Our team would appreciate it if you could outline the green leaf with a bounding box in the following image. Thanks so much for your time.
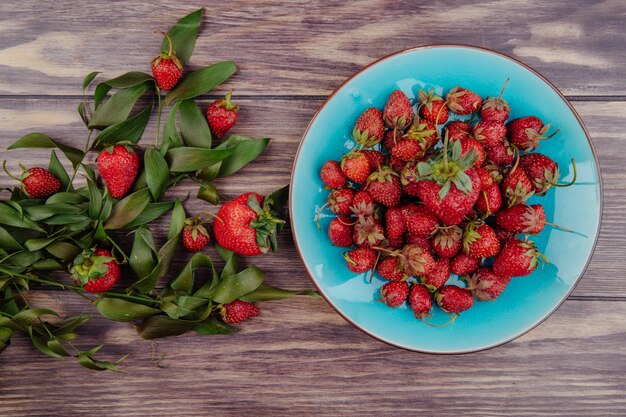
[77,353,123,372]
[3,250,42,270]
[87,178,102,219]
[198,136,270,181]
[179,99,212,148]
[23,203,83,221]
[45,241,80,261]
[145,147,170,201]
[8,133,84,168]
[29,331,64,358]
[129,227,158,280]
[94,71,154,109]
[48,150,71,191]
[216,245,238,279]
[265,185,290,219]
[99,195,114,222]
[24,236,63,252]
[164,61,237,105]
[46,192,86,205]
[167,199,185,241]
[125,202,175,228]
[193,317,237,335]
[43,214,91,225]
[0,226,23,250]
[95,297,160,322]
[32,259,63,270]
[210,266,265,304]
[47,339,70,357]
[93,105,152,148]
[161,8,204,66]
[89,81,152,129]
[239,284,320,302]
[161,102,182,152]
[12,308,59,327]
[104,188,151,229]
[170,253,215,294]
[197,180,220,205]
[53,314,91,336]
[137,315,195,339]
[82,71,101,92]
[78,102,89,126]
[0,202,44,231]
[165,147,235,173]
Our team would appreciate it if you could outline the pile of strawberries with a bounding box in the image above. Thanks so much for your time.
[319,81,576,321]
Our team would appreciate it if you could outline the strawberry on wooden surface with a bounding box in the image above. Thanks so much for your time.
[96,145,140,199]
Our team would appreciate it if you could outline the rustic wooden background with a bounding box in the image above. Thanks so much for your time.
[1,1,625,416]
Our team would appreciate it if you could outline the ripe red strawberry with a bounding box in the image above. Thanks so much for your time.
[402,204,439,238]
[388,154,408,172]
[353,217,385,248]
[501,167,534,206]
[341,151,371,183]
[365,166,402,207]
[220,299,260,324]
[151,35,183,90]
[399,164,420,196]
[493,238,544,277]
[480,79,511,123]
[361,150,386,170]
[344,247,377,273]
[384,90,413,130]
[380,281,409,308]
[445,121,472,141]
[377,256,407,281]
[327,215,354,247]
[418,89,449,125]
[432,225,462,258]
[465,267,511,301]
[463,224,500,258]
[475,167,494,191]
[475,183,503,215]
[350,190,376,222]
[383,129,403,150]
[404,119,439,150]
[207,91,239,139]
[394,243,435,277]
[97,145,140,199]
[487,138,515,166]
[446,87,483,115]
[472,121,506,148]
[496,203,546,235]
[507,116,557,152]
[458,138,486,167]
[435,285,474,314]
[385,206,407,240]
[213,192,284,256]
[320,160,347,189]
[182,218,210,252]
[408,284,433,319]
[391,138,426,162]
[71,248,120,293]
[421,257,451,291]
[326,188,355,215]
[19,167,61,199]
[484,161,504,184]
[450,252,481,275]
[405,234,432,254]
[353,108,385,147]
[494,226,517,245]
[520,153,576,195]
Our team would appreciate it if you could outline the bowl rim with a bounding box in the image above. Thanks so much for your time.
[288,43,603,354]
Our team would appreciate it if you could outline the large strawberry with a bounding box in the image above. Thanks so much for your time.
[220,299,260,324]
[465,267,511,301]
[507,116,558,152]
[446,87,483,115]
[365,166,402,207]
[353,108,385,147]
[207,91,240,139]
[70,248,120,293]
[418,89,449,125]
[519,154,577,195]
[151,34,183,91]
[213,191,285,256]
[462,223,500,258]
[415,134,481,225]
[96,145,140,199]
[383,90,413,130]
[493,238,546,277]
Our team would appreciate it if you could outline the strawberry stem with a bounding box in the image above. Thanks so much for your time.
[546,221,574,233]
[497,78,510,100]
[314,201,330,230]
[552,158,577,187]
[66,129,93,191]
[442,131,449,171]
[2,160,22,182]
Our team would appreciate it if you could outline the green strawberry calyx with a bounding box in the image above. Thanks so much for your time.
[217,90,240,111]
[70,249,114,285]
[152,32,183,70]
[247,192,286,254]
[184,218,209,241]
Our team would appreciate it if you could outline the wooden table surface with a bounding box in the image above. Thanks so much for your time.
[1,1,625,416]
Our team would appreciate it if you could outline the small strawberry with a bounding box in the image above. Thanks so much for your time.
[405,234,433,254]
[385,206,407,240]
[97,145,140,199]
[213,191,285,256]
[501,167,534,206]
[392,243,435,277]
[182,218,210,252]
[353,108,385,147]
[432,225,462,258]
[207,91,240,139]
[507,116,558,152]
[484,161,504,184]
[353,217,385,248]
[320,160,347,189]
[402,204,439,238]
[361,150,386,170]
[380,281,409,308]
[472,121,506,148]
[15,167,61,199]
[435,285,474,314]
[445,121,472,141]
[71,248,120,293]
[341,151,371,184]
[400,164,420,196]
[458,138,486,167]
[365,166,402,207]
[496,203,546,235]
[476,183,503,215]
[520,154,577,195]
[389,154,408,172]
[383,129,402,151]
[408,284,433,319]
[493,238,545,277]
[480,79,511,123]
[151,34,183,91]
[387,237,405,249]
[446,87,483,115]
[487,138,515,166]
[450,252,481,275]
[404,119,439,150]
[350,190,377,222]
[344,247,377,273]
[327,188,355,215]
[494,226,517,245]
[462,224,500,258]
[327,216,354,247]
[465,267,511,301]
[383,90,413,130]
[421,257,451,291]
[391,138,426,162]
[220,299,260,324]
[475,167,494,191]
[377,256,407,281]
[418,89,449,125]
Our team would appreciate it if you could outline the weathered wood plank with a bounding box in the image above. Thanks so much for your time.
[0,291,625,416]
[0,98,622,298]
[0,0,624,96]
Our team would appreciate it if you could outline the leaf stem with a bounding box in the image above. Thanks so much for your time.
[442,131,449,171]
[66,129,93,192]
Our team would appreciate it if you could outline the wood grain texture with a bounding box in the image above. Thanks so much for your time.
[0,0,625,96]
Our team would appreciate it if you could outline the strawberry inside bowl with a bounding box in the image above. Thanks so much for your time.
[289,45,601,353]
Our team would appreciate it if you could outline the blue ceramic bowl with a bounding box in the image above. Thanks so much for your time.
[289,45,602,353]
